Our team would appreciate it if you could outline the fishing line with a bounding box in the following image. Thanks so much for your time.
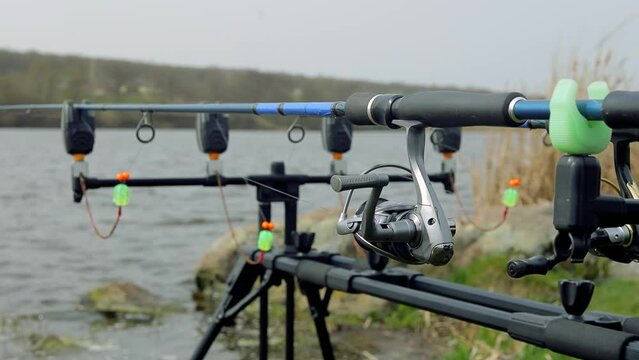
[452,182,509,232]
[80,176,122,239]
[81,121,153,240]
[452,155,512,232]
[601,177,622,195]
[125,144,145,173]
[216,171,264,265]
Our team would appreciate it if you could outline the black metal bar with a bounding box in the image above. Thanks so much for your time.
[265,254,624,331]
[351,277,510,331]
[191,310,225,360]
[80,174,415,189]
[258,202,271,360]
[191,257,264,360]
[269,253,511,331]
[260,274,269,360]
[285,276,296,360]
[258,202,272,230]
[284,200,298,253]
[327,255,561,316]
[300,283,335,360]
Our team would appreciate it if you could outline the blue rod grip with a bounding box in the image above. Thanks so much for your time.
[278,102,335,116]
[253,103,281,115]
[252,102,336,116]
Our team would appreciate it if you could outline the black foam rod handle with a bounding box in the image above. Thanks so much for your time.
[344,93,403,128]
[330,174,390,192]
[545,319,638,360]
[602,91,639,129]
[392,91,525,128]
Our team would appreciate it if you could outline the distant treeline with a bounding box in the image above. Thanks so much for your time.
[0,50,473,128]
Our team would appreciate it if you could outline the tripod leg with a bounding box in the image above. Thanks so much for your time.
[300,282,335,360]
[285,276,296,360]
[191,256,264,360]
[259,274,269,360]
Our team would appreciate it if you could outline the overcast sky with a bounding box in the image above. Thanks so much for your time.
[1,0,638,92]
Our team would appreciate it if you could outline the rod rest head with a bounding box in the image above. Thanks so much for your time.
[559,280,595,318]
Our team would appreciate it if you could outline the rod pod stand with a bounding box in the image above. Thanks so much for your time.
[192,162,335,360]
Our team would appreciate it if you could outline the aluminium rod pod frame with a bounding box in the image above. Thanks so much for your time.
[195,246,639,359]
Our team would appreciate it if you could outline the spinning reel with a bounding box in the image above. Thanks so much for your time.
[331,121,455,266]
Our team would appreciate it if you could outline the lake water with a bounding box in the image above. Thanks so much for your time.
[0,128,487,359]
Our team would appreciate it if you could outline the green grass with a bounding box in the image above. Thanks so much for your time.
[590,279,639,315]
[440,254,639,359]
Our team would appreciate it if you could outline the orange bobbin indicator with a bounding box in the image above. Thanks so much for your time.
[261,221,275,230]
[332,152,343,160]
[442,152,454,159]
[208,152,220,160]
[508,178,521,187]
[72,154,85,161]
[116,172,130,182]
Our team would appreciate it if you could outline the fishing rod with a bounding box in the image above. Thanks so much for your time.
[1,89,637,128]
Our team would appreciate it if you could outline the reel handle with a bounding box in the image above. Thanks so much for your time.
[507,255,551,278]
[330,174,389,192]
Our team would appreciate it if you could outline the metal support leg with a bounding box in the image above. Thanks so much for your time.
[191,255,266,360]
[259,274,269,360]
[284,200,298,254]
[300,283,335,360]
[258,201,272,360]
[285,275,296,360]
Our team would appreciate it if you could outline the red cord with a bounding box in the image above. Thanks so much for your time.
[245,251,265,265]
[80,176,122,239]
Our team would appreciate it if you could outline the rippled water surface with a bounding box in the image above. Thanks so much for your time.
[0,128,486,359]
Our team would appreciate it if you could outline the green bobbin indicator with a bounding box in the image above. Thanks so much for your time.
[113,183,130,207]
[549,79,611,155]
[257,230,273,252]
[502,188,519,208]
[501,178,521,208]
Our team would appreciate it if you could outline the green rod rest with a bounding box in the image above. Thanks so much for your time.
[549,79,612,155]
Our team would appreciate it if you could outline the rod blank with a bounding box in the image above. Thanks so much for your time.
[0,96,626,125]
[513,100,603,120]
[0,102,340,117]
